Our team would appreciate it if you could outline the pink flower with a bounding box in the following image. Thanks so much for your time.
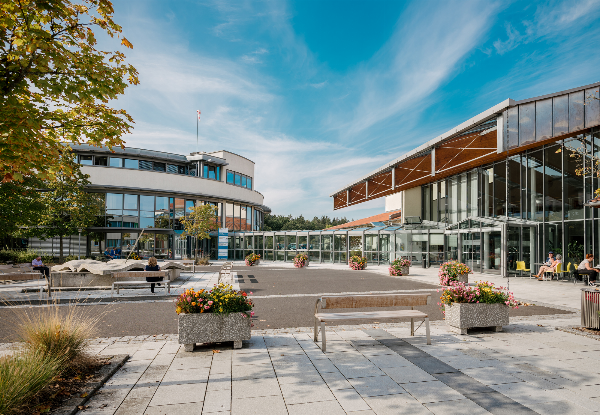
[208,301,213,305]
[205,305,210,309]
[250,311,255,316]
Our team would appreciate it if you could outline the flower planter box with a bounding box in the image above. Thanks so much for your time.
[441,273,468,286]
[178,312,251,351]
[401,266,410,275]
[445,303,509,335]
[295,260,309,268]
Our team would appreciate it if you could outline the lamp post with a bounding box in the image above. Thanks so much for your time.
[78,228,82,260]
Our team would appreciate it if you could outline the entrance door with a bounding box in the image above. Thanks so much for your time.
[461,232,481,272]
[482,230,501,274]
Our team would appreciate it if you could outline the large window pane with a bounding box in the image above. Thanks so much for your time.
[494,162,506,217]
[227,171,234,184]
[140,195,154,212]
[553,95,569,136]
[544,145,562,221]
[79,155,93,165]
[225,203,234,230]
[506,107,519,148]
[536,98,552,141]
[526,151,544,221]
[519,103,535,145]
[174,198,185,219]
[507,157,521,218]
[482,169,493,217]
[585,87,600,127]
[106,193,123,210]
[185,200,194,214]
[564,140,584,220]
[109,157,123,167]
[156,196,169,212]
[124,159,138,169]
[247,178,252,189]
[569,91,585,132]
[235,174,241,186]
[124,194,138,210]
[365,234,377,251]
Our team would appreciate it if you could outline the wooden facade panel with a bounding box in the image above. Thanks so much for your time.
[349,182,366,204]
[396,153,431,187]
[333,193,347,210]
[367,170,393,197]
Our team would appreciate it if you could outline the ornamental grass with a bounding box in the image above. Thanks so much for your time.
[17,303,100,368]
[0,350,64,414]
[175,283,254,316]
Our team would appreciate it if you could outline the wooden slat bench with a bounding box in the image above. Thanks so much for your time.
[111,271,169,296]
[314,293,431,352]
[0,272,50,296]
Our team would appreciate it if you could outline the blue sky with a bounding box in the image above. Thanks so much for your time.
[109,0,600,220]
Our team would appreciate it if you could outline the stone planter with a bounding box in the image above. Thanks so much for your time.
[401,266,410,275]
[178,312,251,351]
[295,260,309,268]
[457,273,468,283]
[445,303,509,335]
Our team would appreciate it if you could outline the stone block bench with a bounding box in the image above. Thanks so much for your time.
[111,271,169,296]
[0,271,50,297]
[314,293,431,352]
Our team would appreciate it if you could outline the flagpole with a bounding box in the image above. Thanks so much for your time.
[196,112,199,152]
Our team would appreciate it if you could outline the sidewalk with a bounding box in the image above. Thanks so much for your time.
[81,314,600,415]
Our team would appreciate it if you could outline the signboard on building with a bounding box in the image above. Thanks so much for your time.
[218,228,228,260]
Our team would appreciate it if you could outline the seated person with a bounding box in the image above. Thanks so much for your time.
[31,256,50,278]
[578,253,598,285]
[145,256,163,294]
[104,248,112,259]
[115,247,122,259]
[536,254,561,280]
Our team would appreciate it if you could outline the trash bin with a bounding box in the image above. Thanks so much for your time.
[422,254,428,268]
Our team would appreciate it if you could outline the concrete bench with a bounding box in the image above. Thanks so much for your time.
[314,293,431,352]
[111,271,169,296]
[0,272,50,296]
[218,262,233,284]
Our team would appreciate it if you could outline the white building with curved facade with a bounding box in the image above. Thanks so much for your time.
[28,145,270,260]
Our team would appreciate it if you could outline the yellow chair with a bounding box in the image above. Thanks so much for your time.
[555,262,570,281]
[516,261,530,277]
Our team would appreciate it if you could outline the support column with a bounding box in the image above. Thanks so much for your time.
[392,168,395,190]
[365,180,369,199]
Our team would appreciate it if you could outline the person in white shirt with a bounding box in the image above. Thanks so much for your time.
[32,256,49,278]
[536,254,561,280]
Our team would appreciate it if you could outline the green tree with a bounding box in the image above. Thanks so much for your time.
[0,0,139,183]
[0,176,46,240]
[180,204,218,261]
[263,214,350,231]
[20,160,104,263]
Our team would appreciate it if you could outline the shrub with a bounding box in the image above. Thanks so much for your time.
[438,260,471,286]
[349,255,367,270]
[245,253,260,266]
[17,304,100,368]
[0,249,52,264]
[0,350,63,414]
[294,253,308,268]
[350,250,362,257]
[438,281,519,313]
[175,283,253,316]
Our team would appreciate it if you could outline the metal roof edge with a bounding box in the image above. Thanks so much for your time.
[514,81,600,106]
[330,98,514,197]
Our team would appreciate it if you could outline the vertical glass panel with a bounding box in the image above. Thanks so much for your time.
[265,235,273,250]
[94,156,108,166]
[286,234,297,251]
[469,172,478,217]
[322,235,332,250]
[482,168,493,217]
[235,174,241,186]
[553,95,569,136]
[395,233,408,252]
[334,234,347,251]
[106,193,123,210]
[544,145,562,221]
[155,197,168,212]
[423,185,430,221]
[174,198,185,219]
[432,183,439,222]
[527,151,544,221]
[247,207,252,231]
[585,88,600,127]
[140,195,154,212]
[365,234,377,251]
[185,200,194,214]
[545,223,563,261]
[153,162,166,172]
[448,177,458,224]
[536,98,552,141]
[241,176,247,187]
[109,157,123,167]
[565,221,585,266]
[569,91,585,132]
[507,157,521,218]
[247,178,252,189]
[124,159,138,169]
[439,181,447,222]
[298,235,307,250]
[494,162,506,217]
[79,155,93,165]
[226,171,234,184]
[564,140,584,220]
[379,234,390,251]
[309,235,320,250]
[507,107,519,148]
[429,233,445,265]
[123,194,138,210]
[519,103,535,145]
[459,173,467,221]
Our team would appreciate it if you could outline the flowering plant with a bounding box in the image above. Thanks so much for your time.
[438,260,471,286]
[389,258,411,276]
[175,283,254,316]
[438,281,518,313]
[294,253,309,268]
[245,253,260,266]
[349,255,367,270]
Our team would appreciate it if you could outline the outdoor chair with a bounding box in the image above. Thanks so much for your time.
[515,261,530,277]
[555,262,570,281]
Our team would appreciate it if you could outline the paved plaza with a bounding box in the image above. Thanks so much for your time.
[0,262,598,414]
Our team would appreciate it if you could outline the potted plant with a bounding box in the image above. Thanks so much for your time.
[390,258,411,276]
[245,253,260,266]
[176,283,254,350]
[439,260,471,286]
[349,255,367,270]
[294,253,309,268]
[439,281,518,334]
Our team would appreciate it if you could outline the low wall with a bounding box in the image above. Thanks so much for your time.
[50,269,181,288]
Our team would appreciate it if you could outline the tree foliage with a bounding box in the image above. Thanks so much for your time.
[0,0,139,183]
[181,204,218,241]
[264,214,349,231]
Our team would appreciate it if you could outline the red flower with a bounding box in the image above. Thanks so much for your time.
[242,292,247,297]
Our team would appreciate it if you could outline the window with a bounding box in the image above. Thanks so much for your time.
[109,157,123,167]
[124,194,138,210]
[235,174,241,186]
[227,170,253,188]
[124,159,138,169]
[153,162,166,172]
[140,195,154,211]
[94,156,108,166]
[247,178,252,189]
[241,176,247,187]
[178,166,187,175]
[80,155,93,165]
[227,171,234,184]
[106,193,123,210]
[204,165,218,180]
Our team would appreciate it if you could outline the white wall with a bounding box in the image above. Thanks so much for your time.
[402,186,422,221]
[81,166,264,206]
[209,151,255,179]
[384,192,403,212]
